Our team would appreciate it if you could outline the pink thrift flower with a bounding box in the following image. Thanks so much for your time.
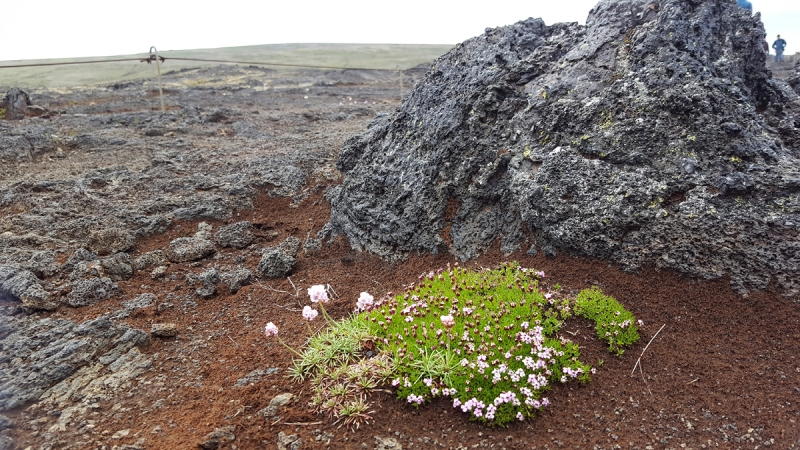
[302,305,318,321]
[440,315,455,328]
[308,285,329,303]
[356,292,374,311]
[264,322,278,337]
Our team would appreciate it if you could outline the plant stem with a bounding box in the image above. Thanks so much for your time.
[277,337,303,357]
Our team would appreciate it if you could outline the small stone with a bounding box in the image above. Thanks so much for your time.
[112,429,131,439]
[257,392,295,419]
[225,268,252,294]
[0,414,13,431]
[0,436,13,450]
[277,432,302,450]
[303,238,322,254]
[257,248,295,278]
[157,302,174,313]
[375,436,403,450]
[165,237,216,263]
[100,253,134,281]
[123,293,156,310]
[134,250,168,271]
[66,277,119,307]
[150,323,178,337]
[151,266,167,279]
[88,228,135,255]
[214,221,254,249]
[278,236,302,258]
[199,426,235,450]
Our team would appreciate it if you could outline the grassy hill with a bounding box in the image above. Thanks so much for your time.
[0,43,453,89]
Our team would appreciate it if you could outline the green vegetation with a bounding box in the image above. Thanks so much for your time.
[575,286,640,355]
[275,263,640,428]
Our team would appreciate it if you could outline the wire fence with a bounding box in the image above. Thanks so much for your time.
[0,50,411,106]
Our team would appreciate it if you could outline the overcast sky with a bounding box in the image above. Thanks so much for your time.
[1,1,797,61]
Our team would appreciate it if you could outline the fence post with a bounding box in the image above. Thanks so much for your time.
[150,46,165,113]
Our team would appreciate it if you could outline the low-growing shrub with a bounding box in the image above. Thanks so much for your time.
[574,286,640,355]
[266,262,640,428]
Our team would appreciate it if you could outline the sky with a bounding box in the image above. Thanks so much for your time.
[1,0,797,61]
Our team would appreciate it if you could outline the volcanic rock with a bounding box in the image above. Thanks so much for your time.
[166,237,216,263]
[0,265,57,310]
[325,0,800,296]
[66,277,119,307]
[0,315,149,410]
[1,88,31,120]
[88,227,135,255]
[213,221,254,249]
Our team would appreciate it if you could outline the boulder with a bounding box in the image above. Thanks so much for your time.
[1,88,31,120]
[88,228,135,255]
[325,0,800,296]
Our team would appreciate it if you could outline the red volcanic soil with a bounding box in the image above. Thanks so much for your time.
[6,188,799,450]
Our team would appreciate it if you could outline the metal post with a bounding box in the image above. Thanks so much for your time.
[150,46,165,113]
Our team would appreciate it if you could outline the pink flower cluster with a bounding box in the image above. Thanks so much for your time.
[407,394,425,405]
[356,292,374,311]
[307,284,329,303]
[264,322,278,337]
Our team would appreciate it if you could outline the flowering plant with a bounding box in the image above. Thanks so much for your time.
[365,262,598,425]
[284,262,639,428]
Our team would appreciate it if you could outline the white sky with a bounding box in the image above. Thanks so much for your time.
[1,1,797,61]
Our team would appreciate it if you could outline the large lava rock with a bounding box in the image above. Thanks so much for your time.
[325,0,800,296]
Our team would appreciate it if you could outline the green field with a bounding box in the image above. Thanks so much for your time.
[0,43,453,89]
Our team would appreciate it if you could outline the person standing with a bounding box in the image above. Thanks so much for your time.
[736,0,752,11]
[773,35,787,62]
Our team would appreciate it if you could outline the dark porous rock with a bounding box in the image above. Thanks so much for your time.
[0,414,11,431]
[198,425,235,450]
[188,268,220,298]
[100,252,133,281]
[122,293,157,310]
[277,432,302,450]
[0,265,57,311]
[1,88,31,120]
[0,435,13,450]
[213,221,254,249]
[0,314,149,410]
[64,248,98,271]
[23,250,61,278]
[788,61,800,95]
[171,196,231,221]
[303,237,322,255]
[133,250,168,271]
[325,0,800,297]
[66,277,119,307]
[224,268,252,294]
[88,228,135,255]
[278,236,302,258]
[257,248,296,278]
[150,323,178,337]
[166,237,216,263]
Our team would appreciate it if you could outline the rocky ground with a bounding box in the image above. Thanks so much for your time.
[1,48,800,450]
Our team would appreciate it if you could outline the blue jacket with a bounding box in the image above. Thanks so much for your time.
[737,0,752,11]
[773,39,786,51]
